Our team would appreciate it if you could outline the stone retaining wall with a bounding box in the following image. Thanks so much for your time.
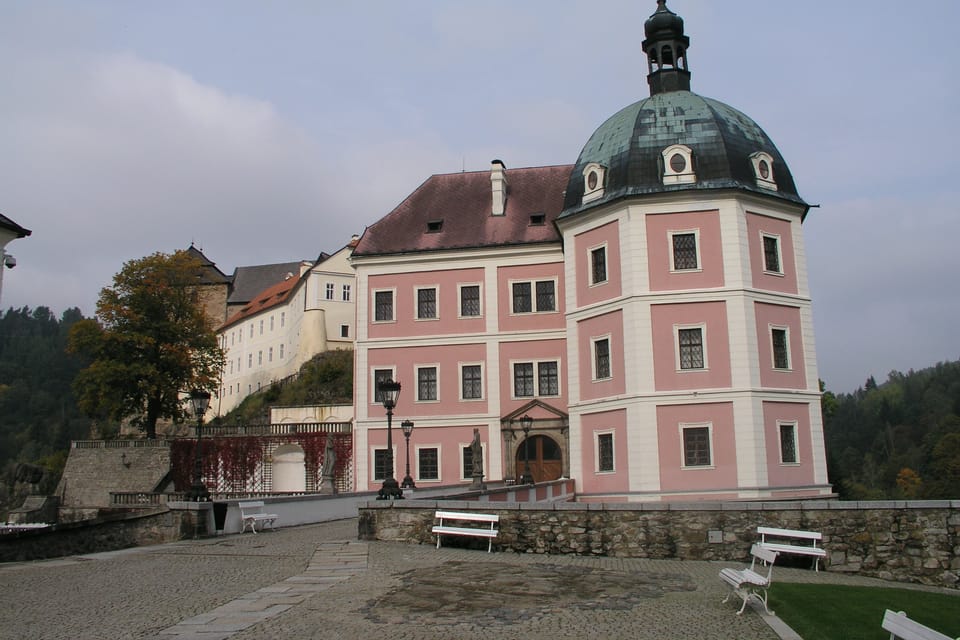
[359,499,960,590]
[0,506,204,563]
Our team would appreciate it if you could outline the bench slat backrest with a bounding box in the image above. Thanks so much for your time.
[881,609,955,640]
[435,511,499,523]
[758,526,822,542]
[240,501,265,511]
[748,543,778,582]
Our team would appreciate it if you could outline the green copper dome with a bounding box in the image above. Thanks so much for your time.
[560,2,805,218]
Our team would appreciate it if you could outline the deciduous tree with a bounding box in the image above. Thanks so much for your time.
[68,251,223,438]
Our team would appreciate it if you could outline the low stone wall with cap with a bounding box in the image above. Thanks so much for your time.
[358,499,960,590]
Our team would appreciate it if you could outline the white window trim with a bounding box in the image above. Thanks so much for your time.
[777,420,800,465]
[594,430,616,474]
[582,162,606,204]
[769,324,792,371]
[591,335,613,382]
[508,278,559,315]
[662,144,696,185]
[414,285,440,321]
[342,283,352,302]
[460,442,487,480]
[674,323,708,372]
[588,242,609,287]
[457,282,483,319]
[761,232,785,276]
[509,358,562,399]
[679,421,715,469]
[325,282,335,301]
[415,363,440,403]
[372,287,397,323]
[369,445,397,482]
[458,362,485,402]
[668,229,702,273]
[370,367,397,406]
[749,151,778,191]
[415,444,442,483]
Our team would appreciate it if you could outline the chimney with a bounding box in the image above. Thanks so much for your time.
[491,159,507,216]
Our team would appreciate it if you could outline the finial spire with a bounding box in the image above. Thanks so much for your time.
[642,0,691,95]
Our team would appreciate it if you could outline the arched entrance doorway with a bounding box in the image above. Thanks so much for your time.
[272,443,306,492]
[516,435,563,483]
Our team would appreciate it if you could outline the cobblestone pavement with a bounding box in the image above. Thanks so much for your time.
[1,518,956,640]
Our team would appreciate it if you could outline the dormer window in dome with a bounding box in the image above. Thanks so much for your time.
[662,144,696,185]
[582,163,607,204]
[749,152,778,191]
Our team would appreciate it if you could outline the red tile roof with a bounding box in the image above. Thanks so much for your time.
[219,272,300,330]
[353,164,573,257]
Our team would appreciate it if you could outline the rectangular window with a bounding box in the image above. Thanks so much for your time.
[459,284,481,317]
[268,347,273,362]
[682,425,712,467]
[418,447,439,480]
[591,246,607,284]
[771,327,790,370]
[373,369,393,404]
[259,320,264,335]
[462,445,474,480]
[512,280,557,313]
[231,332,235,346]
[461,364,482,400]
[594,337,611,380]
[249,324,254,338]
[678,327,705,370]
[325,283,335,300]
[763,234,782,273]
[258,350,263,365]
[373,449,391,481]
[374,290,394,322]
[270,316,274,331]
[279,344,284,359]
[342,284,351,302]
[779,422,798,464]
[672,231,699,270]
[513,362,534,397]
[538,361,559,396]
[417,287,437,319]
[280,312,285,327]
[597,432,614,472]
[340,324,349,338]
[417,366,438,401]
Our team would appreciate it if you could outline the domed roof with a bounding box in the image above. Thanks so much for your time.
[560,91,805,217]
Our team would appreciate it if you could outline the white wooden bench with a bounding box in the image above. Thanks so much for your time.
[757,526,826,571]
[882,609,958,640]
[719,543,778,615]
[238,501,278,534]
[431,510,499,553]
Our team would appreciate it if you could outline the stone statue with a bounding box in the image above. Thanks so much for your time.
[320,437,337,494]
[470,429,483,475]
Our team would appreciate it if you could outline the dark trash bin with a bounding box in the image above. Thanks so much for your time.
[213,502,228,533]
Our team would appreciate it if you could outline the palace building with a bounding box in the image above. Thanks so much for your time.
[350,1,831,501]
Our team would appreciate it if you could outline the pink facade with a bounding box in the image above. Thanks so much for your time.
[498,338,567,414]
[754,302,807,388]
[577,310,626,401]
[746,212,798,294]
[574,220,622,307]
[579,409,629,494]
[650,301,732,391]
[368,268,486,340]
[762,401,815,488]
[656,402,738,493]
[646,210,725,291]
[366,424,488,486]
[497,263,565,333]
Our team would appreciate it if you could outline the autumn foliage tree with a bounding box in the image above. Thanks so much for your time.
[68,251,223,438]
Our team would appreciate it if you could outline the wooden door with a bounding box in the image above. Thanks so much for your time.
[516,435,563,483]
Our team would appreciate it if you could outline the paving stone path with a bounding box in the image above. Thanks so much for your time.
[2,518,955,640]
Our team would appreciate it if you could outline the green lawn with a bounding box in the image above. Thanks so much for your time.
[768,583,960,640]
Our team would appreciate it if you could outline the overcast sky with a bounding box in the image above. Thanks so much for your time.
[1,1,957,394]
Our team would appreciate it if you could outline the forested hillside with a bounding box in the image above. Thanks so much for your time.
[823,360,960,499]
[0,306,97,515]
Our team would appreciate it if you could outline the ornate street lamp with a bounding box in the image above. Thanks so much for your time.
[188,389,212,501]
[376,379,404,500]
[400,419,415,489]
[519,414,534,484]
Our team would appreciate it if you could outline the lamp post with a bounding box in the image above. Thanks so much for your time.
[376,379,404,500]
[519,414,534,484]
[188,389,212,501]
[400,420,415,489]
